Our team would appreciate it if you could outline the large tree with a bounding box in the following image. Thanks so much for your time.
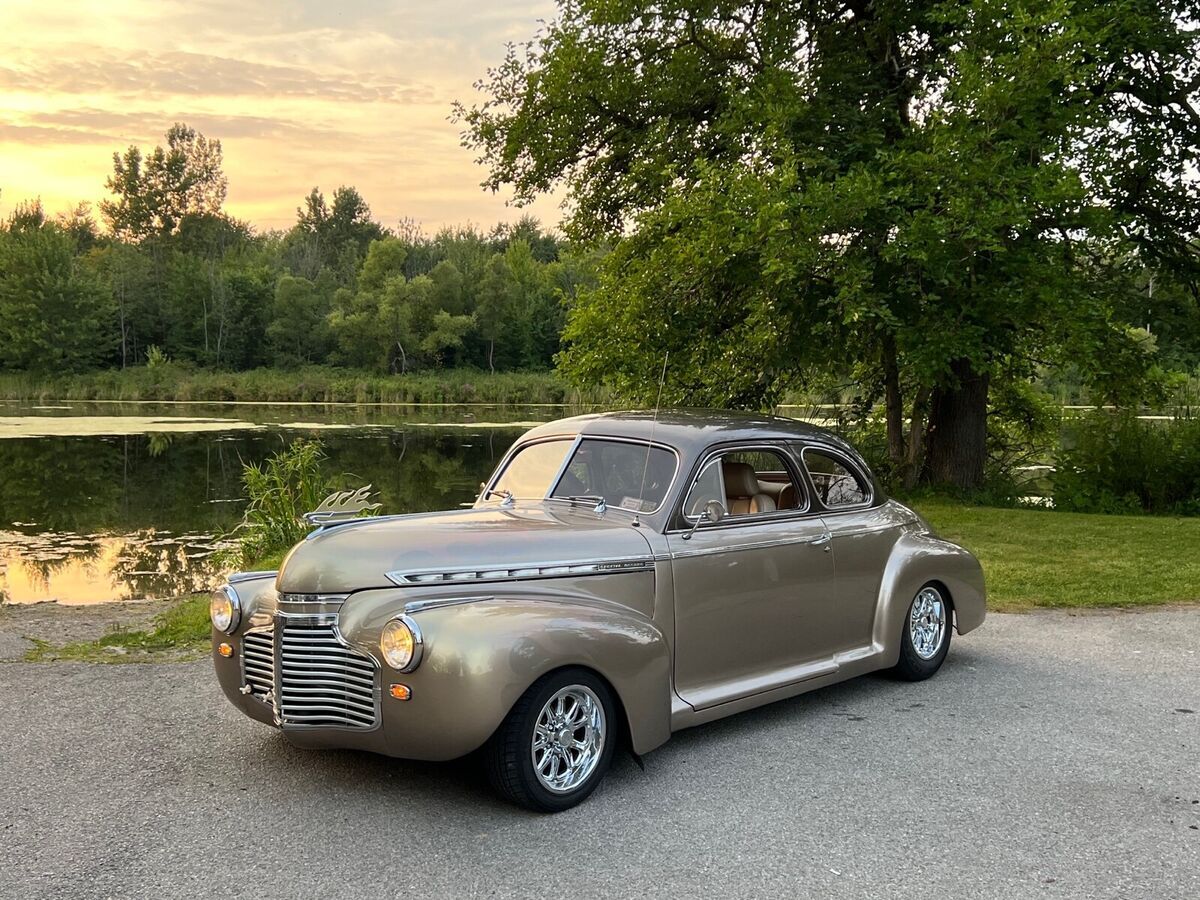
[101,123,228,242]
[461,0,1200,488]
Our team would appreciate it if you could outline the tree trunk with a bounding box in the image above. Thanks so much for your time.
[881,335,904,467]
[923,359,989,490]
[902,386,931,490]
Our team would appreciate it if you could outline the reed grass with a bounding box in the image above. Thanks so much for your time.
[0,366,599,406]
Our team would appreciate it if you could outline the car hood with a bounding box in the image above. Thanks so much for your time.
[275,502,656,594]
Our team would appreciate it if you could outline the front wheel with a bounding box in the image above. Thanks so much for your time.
[483,668,617,812]
[892,583,952,681]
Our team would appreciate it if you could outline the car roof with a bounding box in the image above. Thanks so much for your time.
[518,409,857,457]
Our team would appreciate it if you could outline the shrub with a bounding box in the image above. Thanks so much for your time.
[1052,412,1200,515]
[237,440,333,563]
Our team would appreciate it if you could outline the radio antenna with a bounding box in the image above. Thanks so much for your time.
[633,352,669,527]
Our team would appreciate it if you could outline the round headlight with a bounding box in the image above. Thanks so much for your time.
[380,616,423,671]
[210,585,240,634]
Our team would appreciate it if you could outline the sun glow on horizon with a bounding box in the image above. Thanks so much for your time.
[0,0,560,233]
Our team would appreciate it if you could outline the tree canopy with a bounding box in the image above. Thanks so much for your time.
[0,126,593,377]
[461,0,1200,487]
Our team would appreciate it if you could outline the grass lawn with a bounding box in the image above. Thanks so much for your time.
[914,499,1200,612]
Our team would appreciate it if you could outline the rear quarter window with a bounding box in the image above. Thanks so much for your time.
[802,448,871,508]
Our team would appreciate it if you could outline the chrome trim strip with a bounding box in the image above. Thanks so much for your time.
[385,555,656,586]
[277,592,349,605]
[228,570,277,584]
[403,596,494,615]
[668,535,818,560]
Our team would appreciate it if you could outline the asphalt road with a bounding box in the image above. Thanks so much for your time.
[1,609,1197,900]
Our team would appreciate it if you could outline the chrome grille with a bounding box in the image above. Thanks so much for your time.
[278,622,378,728]
[242,630,275,700]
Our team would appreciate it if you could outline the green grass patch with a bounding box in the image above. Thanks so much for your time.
[22,552,290,663]
[25,593,212,662]
[914,499,1200,612]
[0,365,606,406]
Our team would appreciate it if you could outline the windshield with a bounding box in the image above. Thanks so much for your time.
[551,439,677,512]
[485,437,678,513]
[488,439,574,499]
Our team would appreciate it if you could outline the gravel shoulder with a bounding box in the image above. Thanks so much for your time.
[0,600,166,660]
[1,609,1197,900]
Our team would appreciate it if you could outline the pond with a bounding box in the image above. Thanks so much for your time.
[0,401,561,605]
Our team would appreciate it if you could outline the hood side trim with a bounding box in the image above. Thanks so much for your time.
[385,555,655,587]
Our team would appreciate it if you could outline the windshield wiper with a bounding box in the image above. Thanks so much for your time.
[561,494,608,512]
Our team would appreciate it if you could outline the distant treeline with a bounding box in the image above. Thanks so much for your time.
[0,124,603,376]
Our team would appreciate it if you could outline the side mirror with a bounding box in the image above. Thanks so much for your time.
[683,499,726,540]
[702,499,726,524]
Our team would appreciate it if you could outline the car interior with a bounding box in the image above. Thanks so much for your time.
[687,449,805,517]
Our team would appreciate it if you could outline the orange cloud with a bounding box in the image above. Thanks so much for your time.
[0,0,561,232]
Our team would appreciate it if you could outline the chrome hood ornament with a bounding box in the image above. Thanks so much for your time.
[302,486,382,527]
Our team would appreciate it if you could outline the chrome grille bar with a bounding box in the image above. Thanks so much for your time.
[242,630,275,700]
[277,622,378,729]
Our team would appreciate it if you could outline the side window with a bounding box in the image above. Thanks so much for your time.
[683,447,805,519]
[684,458,724,516]
[803,449,870,508]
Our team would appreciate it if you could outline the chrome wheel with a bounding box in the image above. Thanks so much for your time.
[909,586,947,660]
[531,685,606,794]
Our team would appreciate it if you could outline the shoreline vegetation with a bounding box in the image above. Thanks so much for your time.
[0,367,600,407]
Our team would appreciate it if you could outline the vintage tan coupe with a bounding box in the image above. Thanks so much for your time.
[212,411,985,811]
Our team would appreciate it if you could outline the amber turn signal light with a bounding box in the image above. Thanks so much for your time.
[389,684,412,701]
[217,642,234,658]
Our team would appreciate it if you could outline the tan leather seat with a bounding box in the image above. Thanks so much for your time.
[721,461,776,515]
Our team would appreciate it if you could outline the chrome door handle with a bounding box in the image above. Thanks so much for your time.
[807,531,832,548]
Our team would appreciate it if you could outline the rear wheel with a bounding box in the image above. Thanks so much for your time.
[892,584,952,681]
[483,668,617,812]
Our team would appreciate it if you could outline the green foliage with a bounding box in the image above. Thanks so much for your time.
[462,0,1200,487]
[1052,413,1200,515]
[101,123,228,242]
[237,440,333,563]
[267,274,333,366]
[0,217,116,373]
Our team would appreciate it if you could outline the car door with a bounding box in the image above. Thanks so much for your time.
[797,444,901,652]
[667,444,840,711]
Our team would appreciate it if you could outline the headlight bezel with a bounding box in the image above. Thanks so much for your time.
[380,615,424,672]
[210,584,241,634]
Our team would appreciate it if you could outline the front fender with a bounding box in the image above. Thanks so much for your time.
[872,533,987,667]
[336,586,672,760]
[212,572,279,725]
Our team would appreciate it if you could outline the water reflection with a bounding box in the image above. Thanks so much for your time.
[0,529,236,604]
[0,418,531,605]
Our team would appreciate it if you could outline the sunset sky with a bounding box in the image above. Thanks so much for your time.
[0,0,560,233]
